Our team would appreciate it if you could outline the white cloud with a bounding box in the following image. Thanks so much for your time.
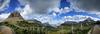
[33,16,52,23]
[46,15,100,25]
[63,15,87,22]
[90,17,100,21]
[70,0,100,12]
[18,4,100,25]
[15,6,100,25]
[63,15,100,22]
[0,0,10,11]
[18,2,72,25]
[63,7,71,12]
[20,4,33,16]
[52,7,61,13]
[0,13,10,21]
[18,0,63,25]
[18,0,60,15]
[49,7,72,17]
[52,7,71,14]
[52,12,57,16]
[17,0,100,25]
[33,15,100,25]
[18,0,72,25]
[70,0,100,17]
[87,11,100,17]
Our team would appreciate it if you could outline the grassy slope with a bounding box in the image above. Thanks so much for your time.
[0,21,97,34]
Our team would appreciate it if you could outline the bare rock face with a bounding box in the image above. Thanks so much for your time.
[4,11,24,24]
[0,26,14,34]
[8,11,23,18]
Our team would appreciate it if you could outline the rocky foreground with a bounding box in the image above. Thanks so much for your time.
[0,26,14,34]
[88,25,100,34]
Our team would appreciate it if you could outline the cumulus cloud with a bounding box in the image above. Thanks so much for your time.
[18,5,100,25]
[70,0,100,12]
[18,0,60,15]
[19,4,100,25]
[52,7,71,13]
[87,11,100,17]
[63,15,100,22]
[32,15,100,25]
[18,4,72,25]
[20,4,33,16]
[70,0,100,17]
[0,0,10,11]
[51,7,72,16]
[18,0,100,25]
[0,13,10,22]
[63,15,88,22]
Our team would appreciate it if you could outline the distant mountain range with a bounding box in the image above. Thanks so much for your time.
[26,17,99,27]
[59,17,97,26]
[1,16,100,34]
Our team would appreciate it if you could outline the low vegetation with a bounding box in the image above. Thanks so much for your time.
[0,20,99,34]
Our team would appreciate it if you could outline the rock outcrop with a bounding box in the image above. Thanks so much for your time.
[4,11,24,24]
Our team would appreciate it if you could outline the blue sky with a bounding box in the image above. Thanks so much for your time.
[0,0,100,25]
[1,0,70,13]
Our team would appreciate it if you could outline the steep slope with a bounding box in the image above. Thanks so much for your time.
[4,11,24,24]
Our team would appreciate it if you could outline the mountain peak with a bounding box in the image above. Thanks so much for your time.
[8,11,21,18]
[84,17,94,22]
[3,11,24,24]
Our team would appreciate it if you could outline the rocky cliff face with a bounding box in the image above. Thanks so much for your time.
[8,11,23,18]
[4,11,24,24]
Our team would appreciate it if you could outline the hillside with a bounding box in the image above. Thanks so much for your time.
[0,11,100,34]
[0,18,99,34]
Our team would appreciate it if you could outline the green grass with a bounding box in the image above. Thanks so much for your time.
[0,21,97,34]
